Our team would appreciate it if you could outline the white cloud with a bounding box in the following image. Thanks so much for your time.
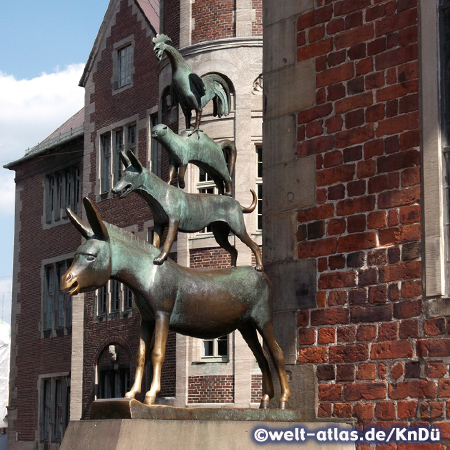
[0,64,85,217]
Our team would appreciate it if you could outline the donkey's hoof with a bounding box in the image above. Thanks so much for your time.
[144,395,156,405]
[279,400,288,410]
[259,398,270,410]
[153,257,164,265]
[255,265,263,272]
[125,391,137,399]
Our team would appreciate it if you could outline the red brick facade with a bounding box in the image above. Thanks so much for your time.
[191,0,235,44]
[292,0,450,439]
[188,375,234,403]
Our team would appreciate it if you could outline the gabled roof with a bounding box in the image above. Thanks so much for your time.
[79,0,159,87]
[4,108,84,169]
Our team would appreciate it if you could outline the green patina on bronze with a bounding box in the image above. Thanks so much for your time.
[112,150,263,271]
[151,124,236,196]
[62,198,290,409]
[153,34,231,131]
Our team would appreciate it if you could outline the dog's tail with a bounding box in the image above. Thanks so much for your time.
[220,140,236,177]
[242,189,257,213]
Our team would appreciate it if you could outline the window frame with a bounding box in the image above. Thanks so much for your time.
[42,259,73,337]
[201,335,229,362]
[99,122,137,196]
[39,374,70,444]
[112,37,135,93]
[45,165,81,225]
[95,280,133,321]
[256,144,263,232]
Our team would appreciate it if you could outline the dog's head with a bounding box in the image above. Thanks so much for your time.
[111,150,145,198]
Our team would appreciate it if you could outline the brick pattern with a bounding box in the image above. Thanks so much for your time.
[190,246,233,269]
[191,0,235,44]
[163,0,180,48]
[188,375,234,403]
[251,374,263,402]
[252,0,263,36]
[294,0,438,435]
[11,160,80,440]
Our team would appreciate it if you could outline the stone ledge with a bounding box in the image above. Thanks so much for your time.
[90,398,311,422]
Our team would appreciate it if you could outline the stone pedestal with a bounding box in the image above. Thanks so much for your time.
[60,400,355,450]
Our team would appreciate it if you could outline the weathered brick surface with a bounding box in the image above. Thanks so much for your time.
[294,0,434,435]
[188,375,234,403]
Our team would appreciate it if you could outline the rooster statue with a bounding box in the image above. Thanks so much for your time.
[153,34,231,131]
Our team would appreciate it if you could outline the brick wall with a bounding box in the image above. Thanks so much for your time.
[10,144,82,442]
[191,0,235,44]
[162,0,180,47]
[292,0,443,439]
[251,374,263,402]
[188,375,234,403]
[252,0,263,36]
[190,246,233,269]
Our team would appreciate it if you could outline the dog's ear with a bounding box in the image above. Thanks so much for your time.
[127,150,143,174]
[120,150,131,168]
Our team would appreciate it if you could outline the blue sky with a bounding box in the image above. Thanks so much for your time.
[0,0,111,323]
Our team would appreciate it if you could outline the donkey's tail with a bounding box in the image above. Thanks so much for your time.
[220,140,237,177]
[242,189,257,214]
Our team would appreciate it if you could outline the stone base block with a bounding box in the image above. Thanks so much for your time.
[61,400,355,450]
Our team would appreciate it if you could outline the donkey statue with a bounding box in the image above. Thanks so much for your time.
[62,198,290,409]
[112,150,263,271]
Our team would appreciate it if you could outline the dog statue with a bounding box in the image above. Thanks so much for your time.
[112,150,263,271]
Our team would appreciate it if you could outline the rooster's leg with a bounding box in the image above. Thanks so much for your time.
[188,110,203,137]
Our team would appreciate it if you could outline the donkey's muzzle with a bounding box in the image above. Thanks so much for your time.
[62,272,80,296]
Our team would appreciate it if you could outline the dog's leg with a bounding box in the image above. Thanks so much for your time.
[144,312,169,405]
[126,320,154,399]
[154,220,179,264]
[178,165,187,189]
[212,222,237,266]
[236,231,263,271]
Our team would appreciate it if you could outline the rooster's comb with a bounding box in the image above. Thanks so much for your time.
[152,34,171,46]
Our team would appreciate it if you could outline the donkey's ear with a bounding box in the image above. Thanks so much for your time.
[120,150,131,168]
[82,198,110,241]
[127,150,143,174]
[66,207,93,239]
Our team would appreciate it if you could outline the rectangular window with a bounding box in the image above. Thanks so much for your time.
[100,124,137,195]
[40,375,70,443]
[256,145,263,231]
[45,166,81,224]
[202,335,229,362]
[43,260,72,334]
[118,45,132,88]
[197,168,217,233]
[96,280,133,319]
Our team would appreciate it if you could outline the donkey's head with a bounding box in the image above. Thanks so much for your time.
[62,198,112,296]
[111,150,145,198]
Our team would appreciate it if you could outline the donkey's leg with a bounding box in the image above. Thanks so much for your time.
[238,322,274,409]
[211,222,237,266]
[236,231,263,271]
[126,320,154,399]
[256,321,290,409]
[154,220,178,265]
[144,312,169,405]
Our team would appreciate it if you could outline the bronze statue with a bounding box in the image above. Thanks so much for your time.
[62,198,290,409]
[153,34,231,132]
[152,124,236,196]
[112,150,263,271]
